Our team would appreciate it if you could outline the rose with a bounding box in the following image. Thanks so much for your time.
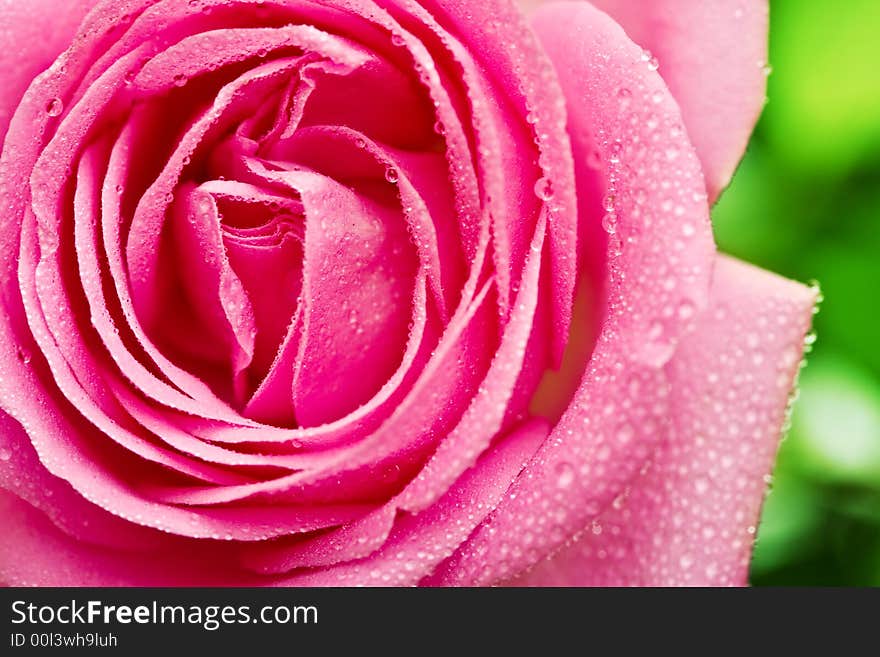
[0,0,816,587]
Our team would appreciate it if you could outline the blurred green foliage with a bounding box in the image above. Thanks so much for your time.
[712,0,880,585]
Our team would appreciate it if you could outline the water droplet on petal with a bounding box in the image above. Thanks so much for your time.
[677,299,696,321]
[46,98,63,117]
[602,212,617,234]
[385,167,399,184]
[0,448,11,462]
[641,49,660,71]
[533,177,554,201]
[555,461,575,489]
[609,140,623,163]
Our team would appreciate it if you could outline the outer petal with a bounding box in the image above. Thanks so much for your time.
[510,255,817,586]
[592,0,768,201]
[521,0,769,201]
[0,489,261,586]
[0,0,99,139]
[430,0,716,587]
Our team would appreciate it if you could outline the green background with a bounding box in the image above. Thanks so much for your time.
[712,0,880,585]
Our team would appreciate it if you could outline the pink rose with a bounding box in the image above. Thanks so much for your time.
[0,0,816,587]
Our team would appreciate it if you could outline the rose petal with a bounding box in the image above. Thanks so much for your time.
[0,409,169,552]
[430,0,716,586]
[509,255,817,586]
[584,0,769,201]
[417,0,580,361]
[273,418,549,586]
[285,170,419,427]
[0,0,98,139]
[239,215,547,573]
[0,490,260,586]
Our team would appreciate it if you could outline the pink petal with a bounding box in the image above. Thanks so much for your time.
[510,255,817,586]
[0,409,169,553]
[273,419,549,586]
[431,0,716,586]
[0,0,99,140]
[285,170,419,427]
[0,490,260,586]
[238,217,548,574]
[579,0,769,201]
[417,0,580,362]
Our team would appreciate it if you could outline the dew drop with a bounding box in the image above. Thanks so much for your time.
[384,167,399,184]
[617,423,634,444]
[608,233,623,258]
[46,98,63,117]
[391,34,405,47]
[677,299,696,321]
[533,177,554,201]
[804,331,817,348]
[173,73,187,87]
[555,461,575,489]
[609,140,623,163]
[640,318,675,364]
[602,212,617,234]
[0,448,10,462]
[641,49,660,71]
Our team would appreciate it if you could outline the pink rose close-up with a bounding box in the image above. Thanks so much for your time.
[0,0,817,587]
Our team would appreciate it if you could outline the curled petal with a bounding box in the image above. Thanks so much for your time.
[509,255,818,586]
[583,0,769,201]
[430,0,716,586]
